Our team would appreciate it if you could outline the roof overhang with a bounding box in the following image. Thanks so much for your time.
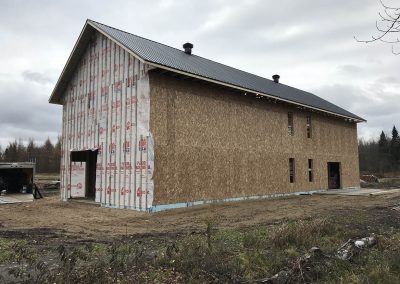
[0,162,36,170]
[49,20,148,105]
[146,62,366,123]
[49,21,98,104]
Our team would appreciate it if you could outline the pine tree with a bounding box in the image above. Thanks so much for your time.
[40,138,55,173]
[391,126,400,164]
[52,136,62,172]
[378,131,388,153]
[26,139,36,162]
[392,126,399,142]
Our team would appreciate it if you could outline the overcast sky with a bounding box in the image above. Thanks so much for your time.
[0,0,399,147]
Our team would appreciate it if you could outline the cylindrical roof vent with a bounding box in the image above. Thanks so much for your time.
[272,74,280,83]
[183,42,193,55]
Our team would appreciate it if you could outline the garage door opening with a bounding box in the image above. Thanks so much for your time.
[327,162,341,189]
[70,150,97,199]
[0,163,35,195]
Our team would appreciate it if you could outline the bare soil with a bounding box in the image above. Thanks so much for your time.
[1,189,400,283]
[0,190,399,242]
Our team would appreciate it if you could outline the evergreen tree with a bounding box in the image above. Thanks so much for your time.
[378,131,389,153]
[392,126,399,142]
[52,136,62,172]
[3,141,18,162]
[391,126,400,164]
[16,139,27,161]
[0,138,61,173]
[39,138,55,172]
[26,139,36,162]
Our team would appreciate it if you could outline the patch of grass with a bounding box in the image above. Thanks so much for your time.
[320,232,400,284]
[0,238,30,263]
[3,217,400,283]
[35,173,60,182]
[269,218,337,249]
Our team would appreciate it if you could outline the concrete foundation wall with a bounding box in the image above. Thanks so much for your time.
[149,71,360,205]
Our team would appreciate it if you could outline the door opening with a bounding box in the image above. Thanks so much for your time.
[70,150,97,199]
[327,162,341,189]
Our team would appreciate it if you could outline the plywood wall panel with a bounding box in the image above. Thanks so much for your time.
[149,72,360,205]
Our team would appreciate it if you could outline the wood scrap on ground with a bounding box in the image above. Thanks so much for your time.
[33,183,43,199]
[252,236,376,284]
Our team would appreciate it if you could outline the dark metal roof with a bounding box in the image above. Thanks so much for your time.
[50,20,365,122]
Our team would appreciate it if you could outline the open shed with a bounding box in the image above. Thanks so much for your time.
[0,162,35,195]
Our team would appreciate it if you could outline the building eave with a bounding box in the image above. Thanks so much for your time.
[147,62,366,123]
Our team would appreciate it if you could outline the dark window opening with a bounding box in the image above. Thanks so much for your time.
[306,115,312,138]
[288,112,294,136]
[308,159,313,182]
[289,158,295,183]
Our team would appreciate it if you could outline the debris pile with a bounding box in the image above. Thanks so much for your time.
[254,236,376,284]
[360,175,379,183]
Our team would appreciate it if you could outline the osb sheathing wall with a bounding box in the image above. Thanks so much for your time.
[149,72,360,205]
[59,31,154,210]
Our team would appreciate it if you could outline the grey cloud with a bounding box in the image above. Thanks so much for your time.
[0,77,61,146]
[313,81,400,139]
[376,76,400,85]
[314,82,399,117]
[337,65,363,74]
[312,84,365,109]
[22,70,54,85]
[0,0,398,145]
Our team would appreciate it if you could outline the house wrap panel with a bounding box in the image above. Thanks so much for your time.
[60,31,154,210]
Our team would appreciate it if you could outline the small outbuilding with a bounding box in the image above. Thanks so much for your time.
[0,162,35,194]
[49,20,365,211]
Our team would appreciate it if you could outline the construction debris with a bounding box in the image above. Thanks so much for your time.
[360,174,379,183]
[33,183,43,199]
[253,236,376,284]
[336,236,376,260]
[392,205,400,212]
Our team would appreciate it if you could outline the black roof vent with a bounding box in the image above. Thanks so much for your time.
[272,74,280,83]
[183,42,193,55]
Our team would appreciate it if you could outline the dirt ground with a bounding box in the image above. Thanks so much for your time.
[0,190,399,241]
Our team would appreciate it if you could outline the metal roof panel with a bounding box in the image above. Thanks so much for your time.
[51,20,365,122]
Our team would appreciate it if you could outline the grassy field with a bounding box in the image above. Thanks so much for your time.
[0,194,400,283]
[34,173,59,182]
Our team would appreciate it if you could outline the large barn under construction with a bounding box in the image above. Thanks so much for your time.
[49,20,365,211]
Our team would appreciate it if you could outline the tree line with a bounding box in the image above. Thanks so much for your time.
[0,138,61,173]
[359,126,400,176]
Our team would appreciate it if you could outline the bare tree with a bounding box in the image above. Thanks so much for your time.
[355,0,400,54]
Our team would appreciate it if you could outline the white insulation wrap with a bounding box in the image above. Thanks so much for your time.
[60,32,154,210]
[70,162,86,197]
